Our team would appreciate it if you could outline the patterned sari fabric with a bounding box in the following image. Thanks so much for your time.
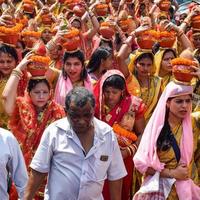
[0,73,28,129]
[154,48,176,92]
[54,73,93,107]
[133,81,200,200]
[128,50,161,122]
[8,92,65,199]
[94,70,145,200]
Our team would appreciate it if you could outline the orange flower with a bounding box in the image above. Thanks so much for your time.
[30,55,51,64]
[63,28,79,38]
[0,23,23,34]
[23,0,36,6]
[112,123,137,142]
[96,4,108,9]
[159,31,176,38]
[171,57,197,66]
[21,31,41,38]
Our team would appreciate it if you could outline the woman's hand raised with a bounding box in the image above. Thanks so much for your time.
[16,52,33,72]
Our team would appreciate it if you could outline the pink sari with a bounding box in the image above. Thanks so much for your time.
[54,74,93,107]
[133,81,200,199]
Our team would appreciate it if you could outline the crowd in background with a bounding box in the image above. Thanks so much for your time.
[0,0,200,199]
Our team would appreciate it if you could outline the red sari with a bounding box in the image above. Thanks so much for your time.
[94,70,145,200]
[9,92,65,200]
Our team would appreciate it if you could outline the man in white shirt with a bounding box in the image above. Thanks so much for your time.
[0,128,28,200]
[24,87,127,200]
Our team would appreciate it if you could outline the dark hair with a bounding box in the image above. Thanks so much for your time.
[87,47,111,73]
[156,108,172,151]
[157,94,192,151]
[103,74,126,91]
[115,32,122,46]
[62,50,87,80]
[99,39,113,50]
[65,87,95,111]
[152,42,160,54]
[97,16,104,23]
[27,78,50,93]
[135,52,154,64]
[0,44,18,63]
[162,49,176,59]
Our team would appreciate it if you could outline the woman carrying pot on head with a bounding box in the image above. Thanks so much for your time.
[94,69,146,200]
[154,48,177,91]
[51,49,93,108]
[133,80,200,200]
[118,32,161,123]
[2,53,65,199]
[0,44,28,129]
[87,47,113,85]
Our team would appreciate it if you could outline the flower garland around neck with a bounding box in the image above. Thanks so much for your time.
[112,123,137,142]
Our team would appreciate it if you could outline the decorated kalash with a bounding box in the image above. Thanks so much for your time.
[170,49,200,110]
[127,29,160,122]
[0,9,28,129]
[4,41,65,199]
[27,42,51,77]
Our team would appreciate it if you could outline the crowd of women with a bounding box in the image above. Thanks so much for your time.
[0,0,200,199]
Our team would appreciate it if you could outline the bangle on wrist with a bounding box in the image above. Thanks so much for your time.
[126,147,132,156]
[177,30,184,37]
[89,12,95,18]
[47,39,57,50]
[11,68,23,79]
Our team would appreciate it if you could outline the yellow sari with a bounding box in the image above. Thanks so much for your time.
[128,50,161,122]
[192,110,200,181]
[0,78,9,129]
[154,48,176,91]
[158,119,199,199]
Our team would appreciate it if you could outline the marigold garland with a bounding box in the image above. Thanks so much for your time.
[63,28,80,38]
[23,0,36,6]
[30,55,51,64]
[21,31,41,38]
[171,57,198,66]
[159,31,176,38]
[112,123,137,142]
[143,30,159,38]
[96,4,108,9]
[101,21,115,28]
[0,23,23,34]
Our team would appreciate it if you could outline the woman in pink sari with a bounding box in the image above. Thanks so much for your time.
[133,81,200,200]
[54,50,93,107]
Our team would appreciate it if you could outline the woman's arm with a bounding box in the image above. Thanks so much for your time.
[164,21,193,51]
[84,12,99,40]
[117,35,133,78]
[2,55,31,115]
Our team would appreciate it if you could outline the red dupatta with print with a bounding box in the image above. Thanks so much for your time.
[94,70,132,126]
[94,70,136,200]
[9,92,65,167]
